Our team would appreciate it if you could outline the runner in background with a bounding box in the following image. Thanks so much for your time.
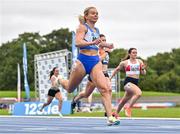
[40,67,63,117]
[110,48,146,118]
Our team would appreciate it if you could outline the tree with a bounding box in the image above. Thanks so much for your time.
[0,28,72,90]
[41,28,72,53]
[109,48,127,68]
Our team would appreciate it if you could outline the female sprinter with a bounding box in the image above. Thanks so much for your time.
[110,48,146,118]
[59,7,119,125]
[40,67,63,117]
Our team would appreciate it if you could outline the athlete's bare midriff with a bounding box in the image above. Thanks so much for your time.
[126,74,139,79]
[80,49,98,56]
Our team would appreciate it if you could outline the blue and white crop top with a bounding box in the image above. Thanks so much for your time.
[80,23,100,51]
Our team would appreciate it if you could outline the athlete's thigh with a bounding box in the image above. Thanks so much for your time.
[124,82,140,94]
[130,83,142,94]
[47,96,54,103]
[106,77,112,90]
[68,60,86,90]
[55,92,62,100]
[90,62,108,89]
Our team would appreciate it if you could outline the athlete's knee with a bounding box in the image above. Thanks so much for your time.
[66,86,75,93]
[99,86,109,94]
[84,93,90,98]
[108,88,112,94]
[136,90,142,97]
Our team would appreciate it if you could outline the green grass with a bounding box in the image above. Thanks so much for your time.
[68,91,180,100]
[0,91,36,98]
[84,91,180,101]
[0,109,10,115]
[80,91,180,98]
[0,107,180,118]
[69,107,180,118]
[0,90,179,98]
[131,107,180,118]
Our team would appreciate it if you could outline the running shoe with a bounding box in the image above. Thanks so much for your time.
[107,116,120,126]
[71,100,76,114]
[125,107,132,117]
[86,107,92,113]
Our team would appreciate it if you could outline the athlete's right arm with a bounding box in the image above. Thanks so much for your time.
[75,24,101,47]
[110,61,124,80]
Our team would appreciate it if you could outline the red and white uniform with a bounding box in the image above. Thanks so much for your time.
[125,59,141,76]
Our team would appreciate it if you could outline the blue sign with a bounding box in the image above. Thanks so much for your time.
[72,31,78,64]
[13,101,71,116]
[23,43,30,100]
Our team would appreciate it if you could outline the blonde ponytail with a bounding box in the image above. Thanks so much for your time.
[78,15,85,24]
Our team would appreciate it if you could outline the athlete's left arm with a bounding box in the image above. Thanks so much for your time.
[139,59,146,75]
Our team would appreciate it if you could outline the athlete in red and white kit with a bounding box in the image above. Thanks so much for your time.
[110,48,146,118]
